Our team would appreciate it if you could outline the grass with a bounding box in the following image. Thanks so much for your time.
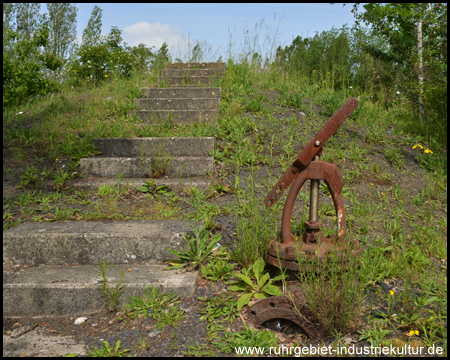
[3,51,447,356]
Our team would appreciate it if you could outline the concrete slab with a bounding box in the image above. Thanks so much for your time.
[135,97,219,111]
[92,137,214,157]
[3,264,198,317]
[3,327,87,357]
[164,62,226,70]
[158,76,221,86]
[129,109,219,123]
[67,176,211,195]
[80,156,213,178]
[161,69,225,77]
[142,87,221,99]
[3,220,195,265]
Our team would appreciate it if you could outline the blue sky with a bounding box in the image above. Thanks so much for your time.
[74,3,357,60]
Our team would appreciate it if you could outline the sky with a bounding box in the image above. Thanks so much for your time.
[74,3,357,61]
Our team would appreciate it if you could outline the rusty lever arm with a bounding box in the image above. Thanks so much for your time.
[264,97,359,207]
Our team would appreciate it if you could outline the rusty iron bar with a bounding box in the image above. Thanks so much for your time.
[264,97,359,207]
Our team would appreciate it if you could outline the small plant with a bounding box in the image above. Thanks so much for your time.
[122,284,184,330]
[136,179,174,197]
[183,342,215,357]
[227,257,285,311]
[201,257,235,281]
[211,322,278,354]
[88,340,130,357]
[140,143,173,178]
[53,168,71,190]
[199,294,239,337]
[96,260,126,312]
[166,222,222,270]
[383,147,406,170]
[18,165,42,188]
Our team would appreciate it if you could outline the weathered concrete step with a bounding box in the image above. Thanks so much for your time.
[80,156,213,178]
[3,220,195,266]
[135,97,219,111]
[164,62,226,70]
[142,87,221,99]
[129,109,219,123]
[92,137,214,157]
[158,76,221,86]
[161,69,225,77]
[68,176,210,195]
[3,264,197,317]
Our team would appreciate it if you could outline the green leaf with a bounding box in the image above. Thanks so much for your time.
[136,186,149,192]
[228,283,248,292]
[254,292,270,300]
[234,273,256,288]
[257,272,270,289]
[252,257,265,281]
[237,293,253,311]
[262,284,283,296]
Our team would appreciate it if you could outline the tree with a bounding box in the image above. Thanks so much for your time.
[345,3,447,140]
[82,5,102,47]
[46,3,77,61]
[15,3,42,41]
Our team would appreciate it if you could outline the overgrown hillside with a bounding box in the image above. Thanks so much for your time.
[3,3,447,356]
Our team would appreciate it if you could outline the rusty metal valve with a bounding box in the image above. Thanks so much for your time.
[265,97,362,271]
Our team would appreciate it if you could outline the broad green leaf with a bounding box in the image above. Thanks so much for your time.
[237,293,253,311]
[262,284,283,296]
[252,257,265,280]
[257,272,270,289]
[136,186,149,192]
[234,273,256,288]
[254,292,270,300]
[228,283,248,292]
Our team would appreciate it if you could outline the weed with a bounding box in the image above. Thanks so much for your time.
[96,261,125,312]
[166,222,222,270]
[227,257,285,310]
[201,257,235,281]
[122,284,184,330]
[211,322,278,354]
[199,294,239,336]
[384,147,406,170]
[136,179,175,197]
[87,340,130,357]
[18,165,42,188]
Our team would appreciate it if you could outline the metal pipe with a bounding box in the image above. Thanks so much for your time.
[309,155,320,222]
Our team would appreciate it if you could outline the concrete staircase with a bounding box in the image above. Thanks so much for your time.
[3,63,226,318]
[3,221,198,317]
[129,62,225,124]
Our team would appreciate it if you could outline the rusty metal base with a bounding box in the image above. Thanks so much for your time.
[246,287,329,339]
[266,235,362,272]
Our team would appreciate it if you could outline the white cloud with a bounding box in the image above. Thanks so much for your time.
[123,21,184,49]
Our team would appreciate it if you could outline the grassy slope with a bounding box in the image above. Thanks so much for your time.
[3,63,447,354]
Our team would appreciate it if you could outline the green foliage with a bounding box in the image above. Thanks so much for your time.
[201,257,235,281]
[166,222,222,270]
[199,294,239,337]
[3,24,59,107]
[122,284,184,330]
[136,179,175,197]
[211,323,278,354]
[227,257,285,311]
[88,340,130,357]
[96,261,125,312]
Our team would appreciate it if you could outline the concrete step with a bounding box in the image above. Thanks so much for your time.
[129,109,219,123]
[161,69,225,77]
[3,220,196,266]
[158,76,221,86]
[135,97,219,111]
[164,62,226,70]
[80,156,213,178]
[141,87,221,99]
[4,264,197,317]
[68,176,210,195]
[92,137,214,157]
